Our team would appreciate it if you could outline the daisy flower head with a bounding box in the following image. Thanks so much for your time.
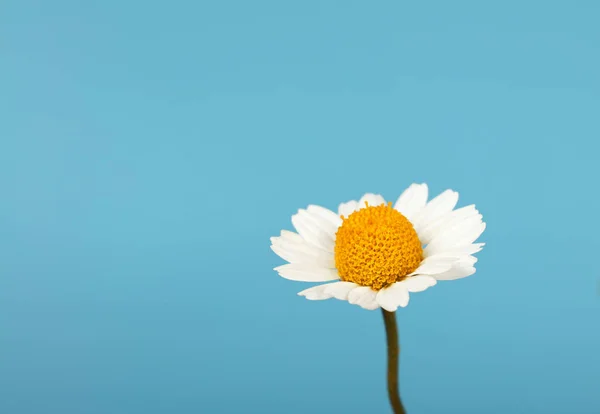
[270,183,486,311]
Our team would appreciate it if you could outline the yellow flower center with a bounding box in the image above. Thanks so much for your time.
[334,202,423,290]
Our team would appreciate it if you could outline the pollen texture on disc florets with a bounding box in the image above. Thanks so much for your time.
[334,202,423,290]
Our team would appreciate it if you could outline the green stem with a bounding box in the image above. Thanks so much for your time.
[382,309,407,414]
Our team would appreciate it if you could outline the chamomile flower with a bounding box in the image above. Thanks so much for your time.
[270,183,485,311]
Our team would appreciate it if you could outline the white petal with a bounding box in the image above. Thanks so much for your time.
[408,256,457,276]
[425,218,484,254]
[270,233,324,257]
[292,209,335,252]
[274,264,340,282]
[273,229,336,261]
[270,237,335,268]
[270,233,311,254]
[376,283,410,312]
[424,243,485,259]
[433,263,476,280]
[426,221,486,255]
[402,275,437,292]
[348,286,380,310]
[394,183,428,221]
[413,189,459,229]
[462,255,478,265]
[279,229,305,243]
[338,200,359,218]
[433,214,484,243]
[464,243,485,254]
[307,205,343,229]
[358,193,386,209]
[302,209,338,244]
[270,244,305,265]
[297,284,333,300]
[417,205,480,244]
[324,281,359,300]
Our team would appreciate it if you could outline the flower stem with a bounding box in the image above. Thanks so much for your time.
[382,309,407,414]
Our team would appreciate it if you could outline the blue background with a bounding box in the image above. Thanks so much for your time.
[1,1,599,413]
